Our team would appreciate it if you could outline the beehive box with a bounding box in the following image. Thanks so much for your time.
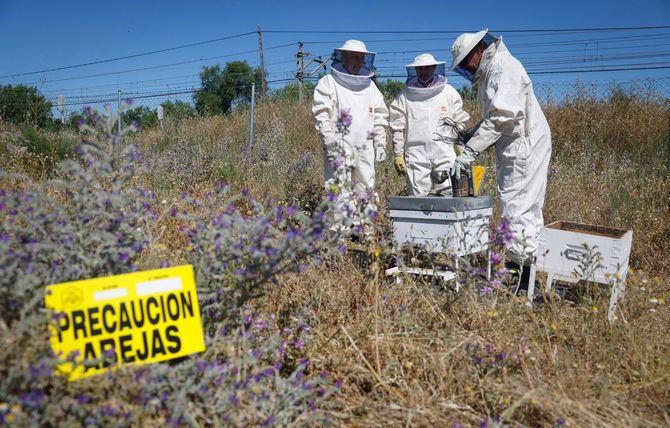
[389,196,493,256]
[536,221,633,284]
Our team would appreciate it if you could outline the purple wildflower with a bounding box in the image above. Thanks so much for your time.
[21,391,45,409]
[493,217,515,246]
[367,128,381,141]
[339,107,353,128]
[76,394,92,405]
[490,251,501,264]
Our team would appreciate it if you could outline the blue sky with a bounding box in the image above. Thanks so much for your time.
[1,0,668,108]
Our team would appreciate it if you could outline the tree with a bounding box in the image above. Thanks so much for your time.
[376,80,404,102]
[161,100,196,121]
[121,106,158,129]
[270,82,316,102]
[194,62,262,115]
[67,108,98,129]
[0,85,52,126]
[608,84,635,105]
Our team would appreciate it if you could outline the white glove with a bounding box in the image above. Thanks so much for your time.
[450,145,477,179]
[375,145,387,163]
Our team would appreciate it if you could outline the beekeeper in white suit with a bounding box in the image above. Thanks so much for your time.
[312,40,389,237]
[449,29,552,280]
[390,53,470,196]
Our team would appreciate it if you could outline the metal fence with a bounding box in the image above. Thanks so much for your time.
[43,76,670,122]
[1,76,667,130]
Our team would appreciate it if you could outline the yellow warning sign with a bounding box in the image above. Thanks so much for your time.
[45,265,205,380]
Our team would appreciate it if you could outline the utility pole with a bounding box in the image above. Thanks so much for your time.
[257,25,267,99]
[57,95,65,125]
[296,42,306,103]
[296,43,329,103]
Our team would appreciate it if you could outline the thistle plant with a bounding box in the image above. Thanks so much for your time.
[323,107,378,240]
[0,104,341,426]
[175,184,340,335]
[0,102,153,325]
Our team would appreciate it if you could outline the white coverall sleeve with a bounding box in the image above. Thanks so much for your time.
[389,94,407,156]
[466,64,526,153]
[312,78,336,146]
[372,89,389,149]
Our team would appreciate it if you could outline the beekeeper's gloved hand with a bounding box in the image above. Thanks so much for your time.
[375,145,387,164]
[450,145,478,179]
[394,154,407,176]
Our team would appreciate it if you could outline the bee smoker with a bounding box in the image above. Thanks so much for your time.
[429,166,474,197]
[450,165,474,197]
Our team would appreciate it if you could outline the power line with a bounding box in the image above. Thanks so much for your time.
[6,25,667,80]
[0,31,257,79]
[8,73,666,110]
[263,25,670,35]
[372,61,670,80]
[6,26,670,101]
[41,60,294,95]
[377,51,670,71]
[444,40,670,58]
[527,64,670,75]
[41,74,202,95]
[37,58,670,102]
[299,31,670,46]
[15,43,295,86]
[370,50,669,73]
[48,88,202,107]
[523,51,670,67]
[509,32,670,48]
[41,70,285,101]
[363,33,670,56]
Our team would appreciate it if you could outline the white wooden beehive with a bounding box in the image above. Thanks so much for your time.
[536,221,633,284]
[389,196,493,256]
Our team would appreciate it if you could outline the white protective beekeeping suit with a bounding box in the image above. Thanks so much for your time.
[312,40,389,235]
[450,30,552,263]
[390,54,470,196]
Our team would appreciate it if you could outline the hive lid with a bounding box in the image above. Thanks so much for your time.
[545,221,630,238]
[388,196,493,212]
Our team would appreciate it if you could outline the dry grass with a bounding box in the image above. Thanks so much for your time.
[1,89,669,426]
[264,264,669,426]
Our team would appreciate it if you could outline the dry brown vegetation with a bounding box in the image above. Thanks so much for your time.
[1,85,669,426]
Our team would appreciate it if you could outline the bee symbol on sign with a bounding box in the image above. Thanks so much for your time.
[61,287,83,308]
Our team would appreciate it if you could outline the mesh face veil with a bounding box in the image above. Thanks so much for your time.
[406,63,446,86]
[404,53,446,90]
[331,40,376,77]
[450,31,499,82]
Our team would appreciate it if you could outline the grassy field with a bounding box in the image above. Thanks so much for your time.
[1,87,669,426]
